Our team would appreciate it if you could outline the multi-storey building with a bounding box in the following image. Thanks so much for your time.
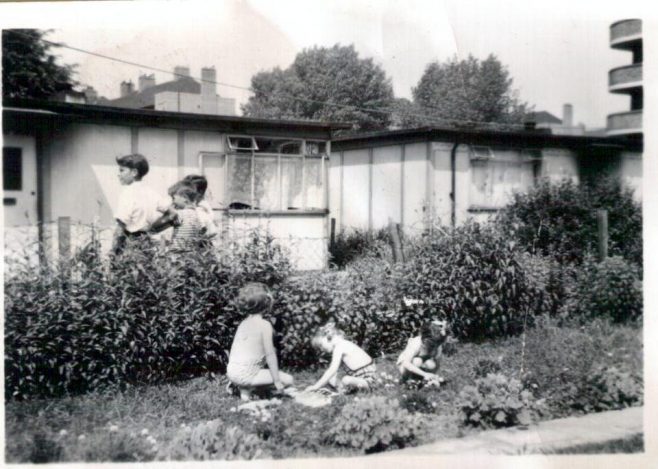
[607,19,643,137]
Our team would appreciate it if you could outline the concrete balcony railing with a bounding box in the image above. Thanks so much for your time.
[610,19,642,48]
[606,110,642,136]
[609,63,642,92]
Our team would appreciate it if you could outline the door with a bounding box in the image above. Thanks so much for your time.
[3,134,38,227]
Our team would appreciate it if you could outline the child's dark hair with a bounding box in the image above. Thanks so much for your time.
[237,282,273,316]
[116,153,149,180]
[181,174,208,199]
[173,185,198,204]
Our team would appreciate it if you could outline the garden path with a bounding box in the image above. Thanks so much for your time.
[383,406,643,455]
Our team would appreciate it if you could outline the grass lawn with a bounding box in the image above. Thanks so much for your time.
[5,321,642,463]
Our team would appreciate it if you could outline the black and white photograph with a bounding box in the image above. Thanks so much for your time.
[1,0,655,467]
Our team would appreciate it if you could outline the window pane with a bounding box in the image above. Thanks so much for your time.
[254,156,279,210]
[227,136,254,153]
[254,137,301,155]
[304,158,323,209]
[227,155,252,208]
[470,159,491,207]
[306,141,327,156]
[470,156,536,209]
[281,156,303,209]
[3,147,22,191]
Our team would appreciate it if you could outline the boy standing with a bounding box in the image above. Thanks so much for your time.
[113,153,169,256]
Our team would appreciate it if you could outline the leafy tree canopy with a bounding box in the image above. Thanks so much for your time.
[2,29,77,99]
[242,44,395,132]
[411,54,532,128]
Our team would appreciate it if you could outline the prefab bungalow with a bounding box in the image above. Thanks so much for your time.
[329,127,642,236]
[3,98,349,270]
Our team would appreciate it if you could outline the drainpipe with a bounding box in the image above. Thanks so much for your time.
[450,142,460,229]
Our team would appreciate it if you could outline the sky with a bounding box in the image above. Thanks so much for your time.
[0,0,653,128]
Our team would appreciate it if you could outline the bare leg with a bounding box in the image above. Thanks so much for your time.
[242,369,294,387]
[342,376,370,391]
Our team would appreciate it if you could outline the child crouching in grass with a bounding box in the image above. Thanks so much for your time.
[396,319,448,385]
[227,283,294,401]
[306,323,378,393]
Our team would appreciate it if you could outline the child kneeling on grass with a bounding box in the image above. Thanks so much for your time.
[396,319,448,385]
[306,323,378,393]
[227,283,294,401]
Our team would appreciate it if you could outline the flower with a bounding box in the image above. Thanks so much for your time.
[140,428,149,436]
[58,429,68,437]
[108,425,119,433]
[78,434,86,441]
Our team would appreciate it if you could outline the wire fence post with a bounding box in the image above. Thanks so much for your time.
[58,216,71,262]
[597,209,608,262]
[389,220,403,263]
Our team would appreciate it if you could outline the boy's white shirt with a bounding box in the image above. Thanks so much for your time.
[115,180,169,233]
[196,199,218,237]
[396,336,422,365]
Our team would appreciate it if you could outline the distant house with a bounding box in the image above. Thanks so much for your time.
[330,127,642,235]
[531,104,591,136]
[106,66,236,116]
[3,98,345,270]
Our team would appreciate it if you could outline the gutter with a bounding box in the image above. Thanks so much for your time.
[450,142,460,229]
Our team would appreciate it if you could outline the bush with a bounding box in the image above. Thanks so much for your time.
[497,177,642,266]
[582,366,643,412]
[4,230,291,399]
[329,228,391,269]
[167,419,266,461]
[63,429,158,462]
[520,319,642,417]
[398,389,439,414]
[457,373,545,429]
[473,358,502,378]
[329,396,422,453]
[571,256,642,324]
[395,221,545,340]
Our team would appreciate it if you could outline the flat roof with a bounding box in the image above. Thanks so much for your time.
[3,98,351,139]
[332,126,643,152]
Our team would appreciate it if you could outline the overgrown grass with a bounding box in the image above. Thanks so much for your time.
[5,319,642,463]
[544,434,643,454]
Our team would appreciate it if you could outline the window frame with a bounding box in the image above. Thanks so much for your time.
[224,135,329,212]
[3,146,23,191]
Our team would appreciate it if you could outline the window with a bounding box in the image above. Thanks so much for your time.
[469,146,540,210]
[3,147,22,191]
[226,136,327,211]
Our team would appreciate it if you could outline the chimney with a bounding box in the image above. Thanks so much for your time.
[174,66,191,80]
[201,67,216,98]
[138,73,156,91]
[83,86,98,103]
[523,113,537,131]
[562,103,573,128]
[120,80,134,97]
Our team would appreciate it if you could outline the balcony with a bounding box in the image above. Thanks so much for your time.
[610,19,642,50]
[606,110,642,136]
[609,63,642,92]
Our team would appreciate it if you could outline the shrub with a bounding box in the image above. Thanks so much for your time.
[457,373,545,429]
[329,396,422,453]
[520,318,643,417]
[167,419,266,461]
[571,256,642,324]
[63,429,158,462]
[395,221,545,340]
[329,228,391,269]
[398,389,439,414]
[580,366,643,413]
[473,358,502,378]
[4,229,291,399]
[497,177,642,266]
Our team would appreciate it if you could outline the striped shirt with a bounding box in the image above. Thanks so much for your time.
[171,208,203,250]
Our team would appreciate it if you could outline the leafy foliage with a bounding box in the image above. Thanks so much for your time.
[4,231,291,399]
[411,54,531,127]
[571,256,642,324]
[2,29,77,99]
[395,221,544,340]
[583,366,643,412]
[329,227,392,268]
[457,373,545,429]
[497,177,642,267]
[167,420,266,461]
[242,44,395,132]
[520,319,643,417]
[329,396,422,453]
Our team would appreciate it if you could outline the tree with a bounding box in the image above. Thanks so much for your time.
[243,44,395,132]
[2,29,76,99]
[412,54,531,128]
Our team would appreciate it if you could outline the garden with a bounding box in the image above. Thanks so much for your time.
[4,178,643,462]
